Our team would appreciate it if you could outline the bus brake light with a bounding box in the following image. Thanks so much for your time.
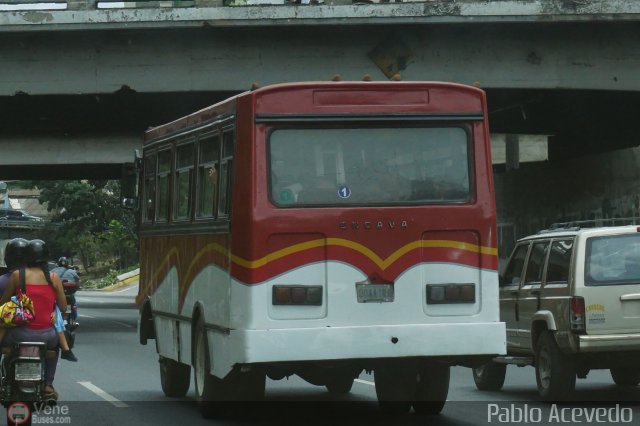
[272,285,323,306]
[427,284,475,304]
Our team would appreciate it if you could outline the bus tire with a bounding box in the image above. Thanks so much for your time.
[159,356,191,397]
[472,361,506,391]
[325,377,354,394]
[374,366,413,415]
[535,331,576,401]
[412,363,450,416]
[610,366,640,387]
[225,366,266,402]
[193,318,225,418]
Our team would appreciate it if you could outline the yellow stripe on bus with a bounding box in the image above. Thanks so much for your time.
[229,238,497,271]
[146,239,497,290]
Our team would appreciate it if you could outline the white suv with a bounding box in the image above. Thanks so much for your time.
[473,223,640,400]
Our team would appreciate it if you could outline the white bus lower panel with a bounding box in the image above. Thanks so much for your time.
[207,321,505,378]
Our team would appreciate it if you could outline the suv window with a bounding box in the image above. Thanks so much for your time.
[524,241,549,285]
[585,233,640,285]
[545,239,573,284]
[502,243,529,286]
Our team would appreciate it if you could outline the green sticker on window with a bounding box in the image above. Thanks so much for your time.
[279,189,293,204]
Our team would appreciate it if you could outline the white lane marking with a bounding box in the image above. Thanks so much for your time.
[112,320,134,328]
[78,314,133,328]
[109,285,138,294]
[77,381,129,408]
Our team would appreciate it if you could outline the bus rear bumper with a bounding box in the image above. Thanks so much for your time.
[219,322,505,368]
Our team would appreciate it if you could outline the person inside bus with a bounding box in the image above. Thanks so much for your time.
[0,239,68,400]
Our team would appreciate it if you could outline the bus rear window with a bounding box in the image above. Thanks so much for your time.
[269,126,470,206]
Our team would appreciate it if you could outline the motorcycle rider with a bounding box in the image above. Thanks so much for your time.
[0,239,67,400]
[0,241,78,362]
[0,238,29,294]
[50,256,80,328]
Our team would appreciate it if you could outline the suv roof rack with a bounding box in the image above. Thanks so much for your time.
[542,216,640,232]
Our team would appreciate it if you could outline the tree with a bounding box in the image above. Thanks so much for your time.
[24,180,138,271]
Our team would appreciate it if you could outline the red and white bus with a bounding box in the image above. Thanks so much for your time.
[133,81,505,416]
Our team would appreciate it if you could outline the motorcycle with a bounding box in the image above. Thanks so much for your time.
[0,341,57,425]
[61,280,79,349]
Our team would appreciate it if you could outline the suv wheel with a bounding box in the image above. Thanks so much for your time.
[472,361,506,391]
[535,331,576,401]
[610,367,640,387]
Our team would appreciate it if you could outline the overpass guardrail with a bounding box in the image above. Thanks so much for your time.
[2,0,640,30]
[0,219,46,230]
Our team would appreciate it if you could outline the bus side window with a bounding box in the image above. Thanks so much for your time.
[156,149,172,222]
[174,142,195,221]
[218,128,234,218]
[197,134,220,219]
[143,152,156,223]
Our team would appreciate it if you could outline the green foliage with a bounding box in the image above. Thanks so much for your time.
[82,268,120,290]
[99,269,120,289]
[21,179,138,272]
[102,219,138,270]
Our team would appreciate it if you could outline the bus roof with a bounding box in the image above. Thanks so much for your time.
[144,81,486,144]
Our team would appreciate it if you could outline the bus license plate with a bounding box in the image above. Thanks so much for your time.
[356,283,394,303]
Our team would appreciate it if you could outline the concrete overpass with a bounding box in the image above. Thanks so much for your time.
[1,0,640,180]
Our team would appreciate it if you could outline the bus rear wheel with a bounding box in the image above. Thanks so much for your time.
[472,361,506,391]
[159,356,191,397]
[610,366,640,387]
[412,363,450,415]
[374,364,413,415]
[325,376,354,394]
[193,318,225,418]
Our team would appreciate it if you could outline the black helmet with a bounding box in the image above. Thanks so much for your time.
[58,257,69,268]
[26,239,49,265]
[4,238,29,269]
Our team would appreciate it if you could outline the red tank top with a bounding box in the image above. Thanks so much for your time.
[24,284,56,330]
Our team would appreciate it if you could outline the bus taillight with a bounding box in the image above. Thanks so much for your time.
[426,284,476,304]
[272,285,323,306]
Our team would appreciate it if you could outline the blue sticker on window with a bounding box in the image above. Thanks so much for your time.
[338,186,351,199]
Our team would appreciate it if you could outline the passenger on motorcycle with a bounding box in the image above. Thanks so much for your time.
[50,257,80,326]
[0,239,67,399]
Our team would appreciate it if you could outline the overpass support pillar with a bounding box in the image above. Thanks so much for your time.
[505,134,520,171]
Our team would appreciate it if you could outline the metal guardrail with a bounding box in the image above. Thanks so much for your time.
[0,219,45,230]
[0,0,198,10]
[97,0,196,8]
[0,0,336,9]
[0,0,66,3]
